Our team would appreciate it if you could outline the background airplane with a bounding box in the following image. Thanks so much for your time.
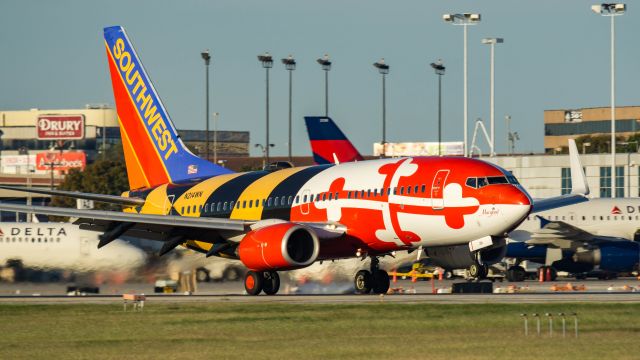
[506,198,640,281]
[0,26,588,296]
[0,221,146,279]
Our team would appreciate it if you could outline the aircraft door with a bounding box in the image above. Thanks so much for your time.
[301,189,311,215]
[431,170,450,210]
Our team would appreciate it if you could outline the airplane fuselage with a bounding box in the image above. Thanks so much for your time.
[0,223,146,271]
[127,157,532,259]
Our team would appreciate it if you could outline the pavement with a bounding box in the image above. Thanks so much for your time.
[1,278,639,304]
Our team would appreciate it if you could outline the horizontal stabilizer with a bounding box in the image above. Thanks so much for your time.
[0,185,145,206]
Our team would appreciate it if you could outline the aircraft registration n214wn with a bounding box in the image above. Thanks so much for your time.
[0,26,589,295]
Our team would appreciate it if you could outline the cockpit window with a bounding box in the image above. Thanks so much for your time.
[487,176,509,185]
[465,176,511,189]
[465,177,477,188]
[506,175,520,185]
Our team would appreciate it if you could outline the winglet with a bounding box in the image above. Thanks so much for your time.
[536,215,551,229]
[568,139,589,195]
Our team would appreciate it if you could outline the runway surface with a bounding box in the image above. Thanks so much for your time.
[1,278,639,304]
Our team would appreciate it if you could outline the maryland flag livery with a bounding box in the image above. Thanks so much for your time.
[0,26,590,296]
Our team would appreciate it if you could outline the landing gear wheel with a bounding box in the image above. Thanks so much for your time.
[354,270,372,294]
[372,270,390,294]
[506,266,526,282]
[244,271,264,296]
[262,271,280,295]
[195,268,210,283]
[468,263,488,279]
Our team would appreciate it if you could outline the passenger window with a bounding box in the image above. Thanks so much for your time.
[354,191,359,199]
[181,206,185,214]
[288,196,292,205]
[268,198,272,207]
[348,191,352,199]
[295,196,299,204]
[193,205,197,213]
[361,190,365,198]
[230,201,235,210]
[367,189,371,198]
[407,186,412,195]
[400,187,404,195]
[335,192,339,200]
[387,188,391,195]
[223,202,228,211]
[421,184,426,193]
[303,195,308,202]
[243,201,247,209]
[393,187,397,195]
[329,193,333,200]
[373,189,378,196]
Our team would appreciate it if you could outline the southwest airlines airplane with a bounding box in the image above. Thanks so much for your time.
[0,26,589,296]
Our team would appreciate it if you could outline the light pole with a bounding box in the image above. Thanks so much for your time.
[281,55,296,162]
[255,143,275,169]
[213,112,219,164]
[592,3,626,198]
[258,52,273,164]
[373,58,390,154]
[444,13,481,157]
[481,37,503,157]
[430,60,445,156]
[201,50,211,161]
[619,141,637,196]
[317,54,332,117]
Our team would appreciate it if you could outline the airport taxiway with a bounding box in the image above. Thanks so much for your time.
[1,279,639,304]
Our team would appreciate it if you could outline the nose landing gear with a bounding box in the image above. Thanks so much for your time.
[354,257,390,294]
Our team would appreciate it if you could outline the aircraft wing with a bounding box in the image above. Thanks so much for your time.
[0,202,248,256]
[530,139,589,213]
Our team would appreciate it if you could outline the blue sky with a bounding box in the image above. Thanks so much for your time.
[1,0,638,156]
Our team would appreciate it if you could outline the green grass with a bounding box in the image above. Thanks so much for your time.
[0,302,639,359]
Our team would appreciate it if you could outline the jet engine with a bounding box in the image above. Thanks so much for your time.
[237,222,320,271]
[425,237,507,269]
[573,242,640,272]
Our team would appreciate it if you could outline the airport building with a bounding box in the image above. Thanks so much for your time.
[0,107,250,220]
[544,106,640,152]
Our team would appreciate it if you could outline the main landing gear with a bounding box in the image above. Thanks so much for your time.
[354,257,390,295]
[244,270,280,295]
[468,262,488,280]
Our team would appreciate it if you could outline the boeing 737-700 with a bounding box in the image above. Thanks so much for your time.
[0,26,589,295]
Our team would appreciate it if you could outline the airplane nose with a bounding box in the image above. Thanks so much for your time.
[499,186,532,207]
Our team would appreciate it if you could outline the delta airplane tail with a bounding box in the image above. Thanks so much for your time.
[104,26,232,190]
[304,116,364,165]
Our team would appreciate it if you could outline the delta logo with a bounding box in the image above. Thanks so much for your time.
[610,205,640,214]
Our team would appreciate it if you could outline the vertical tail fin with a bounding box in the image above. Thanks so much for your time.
[103,26,232,190]
[304,116,364,165]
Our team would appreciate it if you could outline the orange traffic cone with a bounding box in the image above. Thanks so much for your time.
[539,268,544,282]
[392,269,397,283]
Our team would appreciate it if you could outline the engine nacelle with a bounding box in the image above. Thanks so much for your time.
[573,242,640,272]
[425,237,507,269]
[237,222,320,271]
